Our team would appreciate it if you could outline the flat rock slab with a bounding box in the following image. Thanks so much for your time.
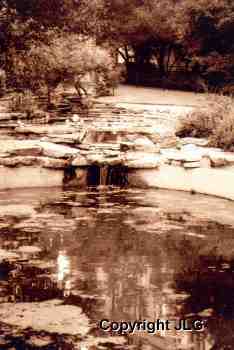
[39,157,68,169]
[125,152,161,168]
[0,140,41,154]
[0,204,36,217]
[0,112,25,121]
[160,149,202,162]
[183,161,201,168]
[15,125,80,135]
[42,131,86,144]
[181,137,209,147]
[0,156,67,168]
[161,145,234,167]
[115,102,193,115]
[0,156,38,167]
[40,142,79,159]
[9,147,42,157]
[17,245,42,254]
[0,140,77,166]
[0,299,90,336]
[0,249,20,262]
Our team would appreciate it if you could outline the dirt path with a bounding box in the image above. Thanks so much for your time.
[98,84,207,107]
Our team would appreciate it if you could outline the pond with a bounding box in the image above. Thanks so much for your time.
[0,187,234,349]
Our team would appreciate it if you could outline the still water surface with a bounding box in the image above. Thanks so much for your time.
[1,187,234,349]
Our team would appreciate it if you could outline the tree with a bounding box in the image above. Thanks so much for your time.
[184,0,234,56]
[89,0,189,78]
[181,0,234,87]
[0,0,92,70]
[9,32,115,105]
[79,0,233,85]
[2,0,233,94]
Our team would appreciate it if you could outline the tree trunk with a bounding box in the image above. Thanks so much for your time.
[74,79,88,99]
[47,86,51,108]
[125,62,139,85]
[158,47,167,78]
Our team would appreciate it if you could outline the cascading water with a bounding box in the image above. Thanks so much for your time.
[87,164,129,187]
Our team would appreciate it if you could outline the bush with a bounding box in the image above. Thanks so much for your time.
[94,66,121,97]
[176,94,234,151]
[9,90,39,117]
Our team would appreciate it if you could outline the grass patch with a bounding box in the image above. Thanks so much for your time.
[176,94,234,151]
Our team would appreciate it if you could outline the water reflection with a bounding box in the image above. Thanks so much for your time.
[0,188,234,349]
[57,250,70,283]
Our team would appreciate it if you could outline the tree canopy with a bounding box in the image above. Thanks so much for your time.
[91,0,189,76]
[0,0,233,92]
[84,0,234,81]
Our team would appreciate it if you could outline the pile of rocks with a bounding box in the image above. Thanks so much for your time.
[1,99,234,195]
[1,134,234,172]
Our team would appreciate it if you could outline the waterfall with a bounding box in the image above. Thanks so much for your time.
[87,164,128,187]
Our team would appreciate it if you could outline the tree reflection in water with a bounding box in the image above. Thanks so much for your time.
[176,255,234,350]
[1,188,234,349]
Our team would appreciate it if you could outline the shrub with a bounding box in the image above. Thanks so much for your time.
[9,90,39,117]
[176,94,234,151]
[98,67,122,96]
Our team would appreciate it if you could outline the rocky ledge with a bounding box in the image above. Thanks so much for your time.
[1,135,234,198]
[1,100,234,200]
[1,135,234,171]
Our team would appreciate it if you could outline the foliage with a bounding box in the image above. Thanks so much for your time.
[0,0,92,76]
[94,64,122,96]
[9,90,39,117]
[92,0,189,78]
[0,0,84,32]
[184,0,234,56]
[1,0,234,92]
[84,0,234,85]
[8,32,117,104]
[182,0,234,88]
[177,94,234,150]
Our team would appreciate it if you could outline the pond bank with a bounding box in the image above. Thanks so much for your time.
[1,137,234,200]
[0,93,234,200]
